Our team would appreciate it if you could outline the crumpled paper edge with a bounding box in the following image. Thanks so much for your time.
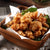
[6,28,29,39]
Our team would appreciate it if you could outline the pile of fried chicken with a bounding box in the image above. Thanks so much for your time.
[6,11,49,39]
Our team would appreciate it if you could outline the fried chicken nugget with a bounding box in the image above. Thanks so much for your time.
[17,30,26,36]
[41,30,45,35]
[34,31,41,37]
[11,23,28,30]
[42,27,47,31]
[11,24,20,31]
[13,13,21,23]
[20,23,28,30]
[29,21,42,32]
[25,31,34,39]
[21,16,32,24]
[37,15,47,23]
[42,23,49,28]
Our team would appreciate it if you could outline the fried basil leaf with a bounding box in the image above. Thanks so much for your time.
[28,8,37,12]
[44,15,50,25]
[47,18,50,25]
[44,15,49,19]
[22,8,37,15]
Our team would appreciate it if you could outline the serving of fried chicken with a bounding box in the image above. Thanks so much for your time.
[6,11,49,39]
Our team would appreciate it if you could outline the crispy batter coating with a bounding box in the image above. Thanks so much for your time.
[42,23,49,28]
[21,11,38,23]
[37,14,47,23]
[21,16,32,24]
[6,11,49,40]
[34,31,41,37]
[11,23,28,30]
[42,27,47,31]
[25,31,34,39]
[20,23,28,30]
[29,21,42,31]
[11,24,20,31]
[13,13,21,23]
[25,31,33,36]
[17,30,26,36]
[41,31,45,35]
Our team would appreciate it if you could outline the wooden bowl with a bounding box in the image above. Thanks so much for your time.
[0,5,50,50]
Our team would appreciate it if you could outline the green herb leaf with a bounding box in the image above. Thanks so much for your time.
[44,15,50,25]
[44,15,49,19]
[47,18,50,25]
[22,10,28,15]
[28,8,37,12]
[22,12,25,15]
[22,8,37,15]
[44,15,50,26]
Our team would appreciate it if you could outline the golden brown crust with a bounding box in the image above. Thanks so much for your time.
[42,27,47,31]
[25,30,34,39]
[11,24,20,31]
[29,21,42,32]
[37,13,47,23]
[42,23,49,28]
[5,11,49,39]
[13,13,21,24]
[17,30,26,36]
[34,31,41,37]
